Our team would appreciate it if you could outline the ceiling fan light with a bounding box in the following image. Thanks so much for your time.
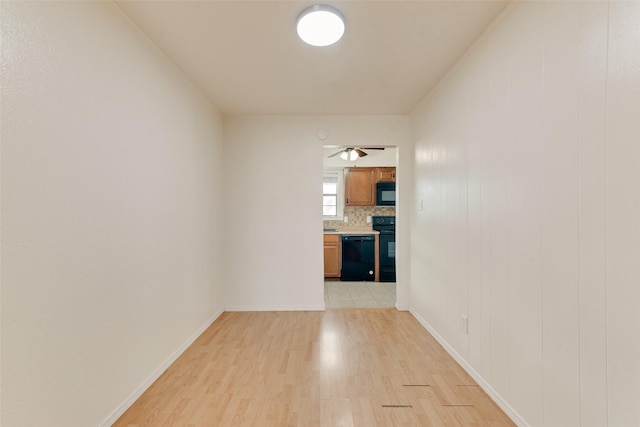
[296,5,345,47]
[339,149,359,161]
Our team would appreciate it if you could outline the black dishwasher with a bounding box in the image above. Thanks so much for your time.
[340,235,375,281]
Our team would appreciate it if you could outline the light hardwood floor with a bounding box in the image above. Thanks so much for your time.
[114,309,514,426]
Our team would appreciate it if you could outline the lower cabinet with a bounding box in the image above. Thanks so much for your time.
[323,234,341,278]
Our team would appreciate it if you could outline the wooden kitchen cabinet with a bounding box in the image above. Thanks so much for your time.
[375,167,396,183]
[344,167,375,206]
[323,234,341,278]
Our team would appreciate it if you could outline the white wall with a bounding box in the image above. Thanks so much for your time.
[223,115,411,310]
[1,2,225,426]
[410,1,640,426]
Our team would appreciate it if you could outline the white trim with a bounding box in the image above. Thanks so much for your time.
[225,304,326,312]
[395,302,409,311]
[409,309,529,427]
[99,308,225,427]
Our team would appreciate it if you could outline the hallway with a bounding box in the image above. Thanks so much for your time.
[3,1,638,425]
[114,309,514,426]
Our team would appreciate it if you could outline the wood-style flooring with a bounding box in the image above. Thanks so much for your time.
[113,309,514,426]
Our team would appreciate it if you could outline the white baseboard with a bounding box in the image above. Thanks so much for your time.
[409,309,529,427]
[395,302,409,311]
[99,308,224,427]
[225,304,326,312]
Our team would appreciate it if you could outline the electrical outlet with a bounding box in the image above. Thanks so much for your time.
[343,216,348,223]
[366,216,372,223]
[460,314,468,334]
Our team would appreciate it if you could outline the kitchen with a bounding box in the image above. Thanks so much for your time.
[322,145,398,308]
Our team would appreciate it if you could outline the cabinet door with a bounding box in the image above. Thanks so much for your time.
[344,167,375,206]
[323,235,341,278]
[376,167,396,182]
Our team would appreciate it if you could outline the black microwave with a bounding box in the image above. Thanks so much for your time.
[376,182,396,206]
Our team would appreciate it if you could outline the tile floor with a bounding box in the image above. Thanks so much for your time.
[324,281,396,308]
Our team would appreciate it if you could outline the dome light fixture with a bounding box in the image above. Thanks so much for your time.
[296,5,345,47]
[339,148,361,161]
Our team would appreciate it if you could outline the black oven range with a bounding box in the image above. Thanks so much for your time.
[372,216,396,282]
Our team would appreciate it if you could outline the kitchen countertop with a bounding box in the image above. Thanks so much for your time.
[323,227,379,235]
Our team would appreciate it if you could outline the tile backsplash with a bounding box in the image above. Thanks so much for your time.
[324,206,396,228]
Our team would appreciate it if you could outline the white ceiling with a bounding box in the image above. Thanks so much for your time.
[116,1,509,116]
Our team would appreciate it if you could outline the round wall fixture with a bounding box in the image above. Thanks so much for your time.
[296,5,345,47]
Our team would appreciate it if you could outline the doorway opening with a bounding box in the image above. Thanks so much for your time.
[321,145,398,308]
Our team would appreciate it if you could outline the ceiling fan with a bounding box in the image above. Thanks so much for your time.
[328,147,385,161]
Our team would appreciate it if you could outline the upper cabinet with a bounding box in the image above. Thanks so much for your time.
[376,167,396,183]
[344,167,396,206]
[344,167,376,206]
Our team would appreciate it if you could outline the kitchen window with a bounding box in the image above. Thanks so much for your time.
[323,170,344,219]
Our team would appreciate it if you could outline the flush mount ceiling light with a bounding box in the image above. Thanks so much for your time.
[296,5,345,47]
